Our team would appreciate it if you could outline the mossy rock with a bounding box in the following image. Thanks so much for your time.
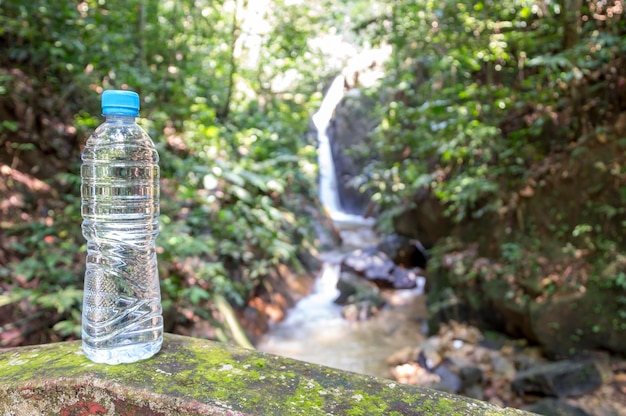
[0,334,532,415]
[529,284,626,355]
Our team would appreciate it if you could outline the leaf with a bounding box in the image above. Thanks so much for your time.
[221,170,246,187]
[0,289,28,307]
[36,287,83,313]
[1,121,18,132]
[183,286,211,305]
[527,54,573,69]
[238,169,271,192]
[230,184,252,202]
[519,7,532,19]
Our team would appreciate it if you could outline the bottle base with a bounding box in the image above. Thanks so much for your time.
[82,338,162,365]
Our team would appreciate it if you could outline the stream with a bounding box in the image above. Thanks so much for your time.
[255,75,428,379]
[255,229,428,379]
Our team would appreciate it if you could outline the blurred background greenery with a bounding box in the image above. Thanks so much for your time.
[1,0,625,357]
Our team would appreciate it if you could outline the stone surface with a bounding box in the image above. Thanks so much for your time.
[341,300,382,321]
[335,271,385,321]
[391,267,424,290]
[341,248,421,290]
[528,285,626,355]
[432,362,463,394]
[392,191,455,248]
[522,398,592,416]
[460,366,484,388]
[377,233,429,269]
[342,248,395,286]
[0,334,531,415]
[334,271,381,306]
[426,237,626,356]
[512,360,604,398]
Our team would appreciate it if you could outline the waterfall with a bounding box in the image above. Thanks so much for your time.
[312,75,375,228]
[256,78,430,377]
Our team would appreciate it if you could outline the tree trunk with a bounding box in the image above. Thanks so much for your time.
[137,0,147,70]
[561,0,583,49]
[218,0,244,121]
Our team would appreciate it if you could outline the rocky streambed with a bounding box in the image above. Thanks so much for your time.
[257,232,626,416]
[390,320,626,416]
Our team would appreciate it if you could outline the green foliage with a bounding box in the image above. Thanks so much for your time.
[500,242,522,264]
[358,0,626,226]
[0,181,85,340]
[4,0,625,346]
[0,0,333,343]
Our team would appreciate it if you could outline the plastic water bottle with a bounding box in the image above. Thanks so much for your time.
[81,90,163,364]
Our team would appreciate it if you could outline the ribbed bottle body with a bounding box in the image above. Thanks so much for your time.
[81,116,163,364]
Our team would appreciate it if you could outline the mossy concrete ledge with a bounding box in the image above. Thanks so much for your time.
[0,333,532,415]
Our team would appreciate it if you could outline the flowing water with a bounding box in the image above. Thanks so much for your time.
[255,76,428,379]
[255,235,427,378]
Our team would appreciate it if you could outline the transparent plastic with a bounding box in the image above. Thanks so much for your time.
[81,110,163,365]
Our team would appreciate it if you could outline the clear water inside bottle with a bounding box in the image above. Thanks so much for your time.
[81,118,163,364]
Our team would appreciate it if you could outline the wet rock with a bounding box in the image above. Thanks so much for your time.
[386,346,419,367]
[417,342,443,370]
[341,248,420,289]
[391,267,423,289]
[364,260,396,283]
[460,366,484,388]
[512,360,604,397]
[431,361,463,394]
[341,300,381,321]
[462,384,485,401]
[513,347,545,372]
[446,355,473,373]
[342,248,394,283]
[492,354,517,381]
[479,330,511,350]
[335,271,385,321]
[377,233,428,269]
[522,398,591,416]
[459,365,485,400]
[334,271,379,305]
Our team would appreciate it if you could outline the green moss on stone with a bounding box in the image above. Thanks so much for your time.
[344,389,390,415]
[0,334,532,416]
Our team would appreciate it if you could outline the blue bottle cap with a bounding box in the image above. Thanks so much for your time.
[102,90,140,116]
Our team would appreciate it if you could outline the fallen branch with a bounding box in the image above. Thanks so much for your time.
[214,294,254,350]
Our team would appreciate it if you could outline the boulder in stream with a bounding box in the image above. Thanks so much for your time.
[341,300,382,321]
[335,272,382,303]
[512,360,604,397]
[335,271,385,321]
[459,365,484,388]
[342,248,394,281]
[377,233,428,269]
[431,360,463,394]
[341,247,423,289]
[522,398,591,416]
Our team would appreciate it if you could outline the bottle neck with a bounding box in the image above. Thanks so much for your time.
[105,114,137,123]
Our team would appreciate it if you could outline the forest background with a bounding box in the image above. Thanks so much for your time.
[1,0,625,359]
